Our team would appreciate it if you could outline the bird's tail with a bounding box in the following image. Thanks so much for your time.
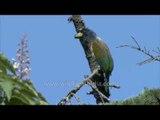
[93,73,110,104]
[104,75,110,98]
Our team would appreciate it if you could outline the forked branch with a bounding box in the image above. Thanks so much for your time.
[116,36,160,65]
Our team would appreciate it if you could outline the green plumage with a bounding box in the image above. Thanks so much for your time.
[91,39,113,77]
[75,28,114,99]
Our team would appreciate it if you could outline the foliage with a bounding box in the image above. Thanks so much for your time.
[110,88,160,105]
[0,52,16,75]
[0,52,49,105]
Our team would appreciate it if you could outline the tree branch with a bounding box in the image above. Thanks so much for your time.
[116,36,160,65]
[87,80,110,103]
[108,84,120,89]
[72,94,82,105]
[57,69,99,105]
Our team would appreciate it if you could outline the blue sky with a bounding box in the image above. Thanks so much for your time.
[0,15,160,104]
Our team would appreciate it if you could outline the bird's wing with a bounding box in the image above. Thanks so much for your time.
[91,38,114,75]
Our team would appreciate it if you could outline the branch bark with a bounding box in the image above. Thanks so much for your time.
[87,80,110,103]
[57,69,99,105]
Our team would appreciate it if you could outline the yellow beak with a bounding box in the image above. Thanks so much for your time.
[74,32,83,39]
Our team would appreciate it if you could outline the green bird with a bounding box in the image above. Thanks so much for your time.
[74,28,114,100]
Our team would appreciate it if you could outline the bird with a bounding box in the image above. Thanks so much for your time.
[74,28,114,101]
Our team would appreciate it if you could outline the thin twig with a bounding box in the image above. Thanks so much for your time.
[57,68,99,105]
[87,80,110,103]
[109,84,120,89]
[72,93,82,105]
[131,36,141,49]
[67,99,72,105]
[116,36,160,65]
[137,57,154,65]
[87,80,105,104]
[152,49,160,55]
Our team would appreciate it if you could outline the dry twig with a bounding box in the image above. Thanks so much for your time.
[116,36,160,65]
[57,69,99,105]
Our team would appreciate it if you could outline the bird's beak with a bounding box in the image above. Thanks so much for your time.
[74,32,83,39]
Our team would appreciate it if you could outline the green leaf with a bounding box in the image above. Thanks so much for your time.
[37,100,49,105]
[0,61,7,74]
[0,86,6,105]
[0,52,16,75]
[11,89,36,105]
[0,53,48,105]
[0,74,49,105]
[110,88,160,105]
[0,74,15,101]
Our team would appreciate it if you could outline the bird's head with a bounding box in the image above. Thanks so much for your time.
[74,28,97,42]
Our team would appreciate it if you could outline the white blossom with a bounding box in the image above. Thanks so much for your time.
[13,62,19,70]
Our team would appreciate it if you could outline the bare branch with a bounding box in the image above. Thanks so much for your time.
[72,94,82,105]
[152,48,160,55]
[109,84,120,89]
[137,57,154,65]
[131,36,141,49]
[66,99,72,105]
[117,36,160,65]
[57,68,99,105]
[87,80,110,103]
